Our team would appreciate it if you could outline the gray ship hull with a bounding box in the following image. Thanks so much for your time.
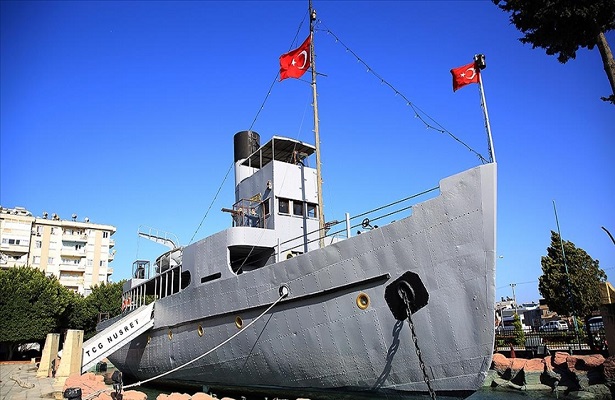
[102,162,497,397]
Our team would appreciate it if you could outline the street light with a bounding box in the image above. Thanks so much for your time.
[510,283,517,315]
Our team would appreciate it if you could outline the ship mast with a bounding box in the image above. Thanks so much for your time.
[309,0,325,248]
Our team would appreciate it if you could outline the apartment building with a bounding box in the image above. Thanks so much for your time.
[0,206,116,295]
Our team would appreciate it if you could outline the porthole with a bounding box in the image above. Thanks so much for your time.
[356,293,370,310]
[235,316,243,329]
[168,330,173,340]
[197,324,204,337]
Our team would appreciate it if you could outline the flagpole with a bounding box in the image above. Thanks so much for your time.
[309,0,325,248]
[474,54,496,164]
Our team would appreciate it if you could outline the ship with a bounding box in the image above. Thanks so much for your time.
[97,5,497,399]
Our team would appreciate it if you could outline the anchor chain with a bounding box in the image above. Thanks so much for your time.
[400,288,437,400]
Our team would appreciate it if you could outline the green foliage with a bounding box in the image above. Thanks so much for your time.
[493,0,615,63]
[86,281,124,319]
[61,281,125,339]
[512,313,525,346]
[0,266,72,359]
[538,231,606,318]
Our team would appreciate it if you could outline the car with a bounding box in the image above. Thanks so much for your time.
[588,316,604,331]
[540,320,569,331]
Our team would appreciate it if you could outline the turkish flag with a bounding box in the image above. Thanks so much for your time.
[279,35,311,81]
[450,62,479,92]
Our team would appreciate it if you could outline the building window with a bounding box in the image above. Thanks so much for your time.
[293,201,304,217]
[35,240,42,249]
[279,198,290,214]
[103,231,109,238]
[99,260,106,267]
[48,257,54,264]
[262,198,270,216]
[307,203,317,218]
[33,256,40,264]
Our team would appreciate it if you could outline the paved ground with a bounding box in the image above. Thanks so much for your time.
[0,362,64,400]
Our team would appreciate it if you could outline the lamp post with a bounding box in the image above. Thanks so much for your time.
[510,283,518,315]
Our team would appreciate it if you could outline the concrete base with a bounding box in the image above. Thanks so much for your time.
[56,329,84,378]
[37,333,60,378]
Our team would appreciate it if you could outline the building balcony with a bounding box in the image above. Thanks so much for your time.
[62,233,88,243]
[108,252,115,261]
[0,243,29,254]
[60,247,86,257]
[59,263,85,272]
[59,275,84,285]
[108,239,115,248]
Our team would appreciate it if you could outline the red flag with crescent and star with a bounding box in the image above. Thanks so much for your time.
[450,61,479,92]
[279,35,311,81]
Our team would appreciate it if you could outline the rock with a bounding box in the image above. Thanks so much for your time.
[554,351,570,368]
[564,390,598,399]
[567,354,606,371]
[63,372,107,398]
[510,368,525,386]
[544,355,555,372]
[123,390,148,400]
[510,358,527,371]
[540,369,560,391]
[524,357,544,372]
[191,394,216,400]
[603,356,615,382]
[165,393,191,400]
[491,353,511,371]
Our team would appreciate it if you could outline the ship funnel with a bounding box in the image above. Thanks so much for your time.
[234,131,260,162]
[234,131,260,187]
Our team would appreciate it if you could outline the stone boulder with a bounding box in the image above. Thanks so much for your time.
[62,372,107,398]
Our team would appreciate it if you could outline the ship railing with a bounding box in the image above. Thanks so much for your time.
[223,198,266,228]
[272,185,440,261]
[121,263,190,313]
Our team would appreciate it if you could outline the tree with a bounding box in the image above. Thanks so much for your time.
[84,281,124,330]
[0,267,72,360]
[512,313,525,346]
[538,231,606,318]
[493,0,615,103]
[60,291,97,338]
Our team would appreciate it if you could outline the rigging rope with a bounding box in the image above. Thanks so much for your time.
[192,11,310,242]
[249,9,309,132]
[316,22,488,164]
[188,161,234,244]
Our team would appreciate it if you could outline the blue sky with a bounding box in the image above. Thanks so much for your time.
[1,1,613,305]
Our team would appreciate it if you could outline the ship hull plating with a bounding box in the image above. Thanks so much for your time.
[103,163,497,396]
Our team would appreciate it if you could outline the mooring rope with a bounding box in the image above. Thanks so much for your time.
[124,287,288,389]
[83,288,288,399]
